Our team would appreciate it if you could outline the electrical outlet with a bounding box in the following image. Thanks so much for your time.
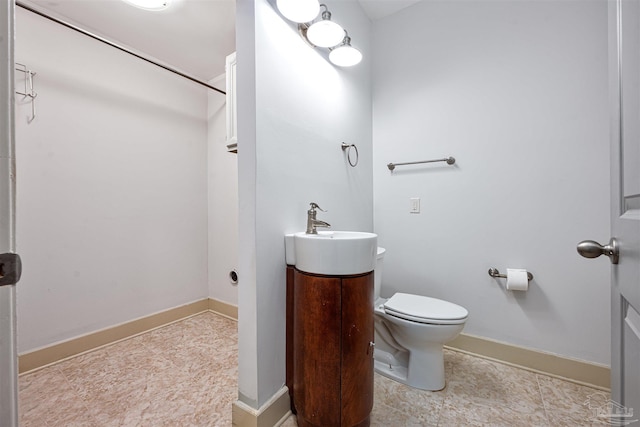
[410,197,420,214]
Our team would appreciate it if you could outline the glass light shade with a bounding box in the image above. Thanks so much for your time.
[122,0,169,10]
[277,0,320,23]
[329,45,362,67]
[306,20,344,48]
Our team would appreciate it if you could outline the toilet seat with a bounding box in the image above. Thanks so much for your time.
[383,293,468,325]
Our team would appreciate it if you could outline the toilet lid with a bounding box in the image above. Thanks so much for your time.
[384,293,468,325]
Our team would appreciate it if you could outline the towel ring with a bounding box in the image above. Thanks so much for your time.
[341,142,359,167]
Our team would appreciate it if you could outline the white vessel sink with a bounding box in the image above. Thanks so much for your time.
[285,231,377,275]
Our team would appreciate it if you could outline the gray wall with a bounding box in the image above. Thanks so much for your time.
[236,0,373,408]
[15,9,209,352]
[208,73,239,306]
[372,0,610,365]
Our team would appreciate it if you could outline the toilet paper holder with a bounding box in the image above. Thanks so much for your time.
[488,268,533,281]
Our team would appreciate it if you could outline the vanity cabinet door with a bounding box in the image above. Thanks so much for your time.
[289,269,374,427]
[286,266,295,411]
[341,274,374,427]
[293,270,342,426]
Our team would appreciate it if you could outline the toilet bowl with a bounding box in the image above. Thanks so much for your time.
[373,247,468,391]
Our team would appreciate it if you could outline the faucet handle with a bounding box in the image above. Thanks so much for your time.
[309,202,326,212]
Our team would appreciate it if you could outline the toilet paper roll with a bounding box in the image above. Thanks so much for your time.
[506,268,529,291]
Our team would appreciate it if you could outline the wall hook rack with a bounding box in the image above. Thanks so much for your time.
[15,63,37,122]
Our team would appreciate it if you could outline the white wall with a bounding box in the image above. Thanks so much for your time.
[15,9,209,353]
[208,73,239,305]
[372,0,610,365]
[236,0,373,408]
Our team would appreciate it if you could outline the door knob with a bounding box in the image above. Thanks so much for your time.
[577,238,619,265]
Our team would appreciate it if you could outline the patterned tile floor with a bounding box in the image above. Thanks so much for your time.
[19,311,609,426]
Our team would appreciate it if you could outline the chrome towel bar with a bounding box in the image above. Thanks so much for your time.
[387,157,455,171]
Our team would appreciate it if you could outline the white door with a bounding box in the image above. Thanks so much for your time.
[0,0,19,426]
[608,0,640,421]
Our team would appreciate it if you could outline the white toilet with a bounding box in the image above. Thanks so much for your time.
[373,247,468,391]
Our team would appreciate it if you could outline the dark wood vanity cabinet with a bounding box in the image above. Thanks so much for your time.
[286,266,374,427]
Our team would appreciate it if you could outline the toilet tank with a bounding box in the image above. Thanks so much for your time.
[374,247,386,301]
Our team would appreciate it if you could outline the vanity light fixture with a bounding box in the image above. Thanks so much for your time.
[305,4,345,48]
[276,0,363,67]
[122,0,170,10]
[276,0,320,24]
[329,32,362,67]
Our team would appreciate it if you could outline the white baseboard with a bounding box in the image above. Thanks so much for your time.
[447,333,610,390]
[232,387,291,427]
[18,297,237,374]
[19,301,608,394]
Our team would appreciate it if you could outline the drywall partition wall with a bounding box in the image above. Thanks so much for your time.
[236,0,373,409]
[372,0,610,365]
[15,9,209,353]
[208,73,239,305]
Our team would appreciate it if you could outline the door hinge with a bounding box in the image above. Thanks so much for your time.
[0,253,22,287]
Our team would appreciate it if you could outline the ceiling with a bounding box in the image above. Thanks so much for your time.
[358,0,420,21]
[18,0,419,82]
[19,0,237,81]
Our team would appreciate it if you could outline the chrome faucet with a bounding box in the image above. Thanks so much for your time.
[306,202,331,234]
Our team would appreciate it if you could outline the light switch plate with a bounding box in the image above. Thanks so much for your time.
[410,197,420,214]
